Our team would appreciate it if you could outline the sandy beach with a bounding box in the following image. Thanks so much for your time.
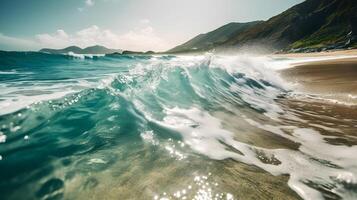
[279,50,357,105]
[276,50,357,144]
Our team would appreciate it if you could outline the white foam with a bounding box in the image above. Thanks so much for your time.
[268,54,357,70]
[2,53,356,199]
[148,106,357,200]
[0,70,17,74]
[156,107,239,160]
[204,55,291,90]
[140,130,159,145]
[289,92,357,106]
[0,134,6,143]
[0,79,95,115]
[66,52,105,59]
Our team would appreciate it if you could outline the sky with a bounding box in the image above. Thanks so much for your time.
[0,0,303,52]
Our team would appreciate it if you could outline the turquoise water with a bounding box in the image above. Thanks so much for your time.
[0,51,356,200]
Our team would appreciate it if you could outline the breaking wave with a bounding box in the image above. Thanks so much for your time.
[0,51,356,200]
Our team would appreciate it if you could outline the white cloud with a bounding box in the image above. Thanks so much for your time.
[140,19,150,24]
[85,0,94,6]
[35,25,172,51]
[1,23,174,52]
[0,33,39,51]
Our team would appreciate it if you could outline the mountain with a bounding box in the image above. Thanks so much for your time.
[39,45,122,54]
[167,21,262,53]
[40,46,83,54]
[169,0,357,53]
[81,45,121,54]
[223,0,357,52]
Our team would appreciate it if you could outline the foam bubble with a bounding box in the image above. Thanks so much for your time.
[149,106,357,200]
[0,78,100,115]
[67,52,105,59]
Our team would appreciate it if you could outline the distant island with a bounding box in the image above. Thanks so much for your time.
[40,45,122,55]
[168,0,357,53]
[40,45,156,55]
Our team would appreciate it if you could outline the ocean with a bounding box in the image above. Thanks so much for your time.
[0,51,356,200]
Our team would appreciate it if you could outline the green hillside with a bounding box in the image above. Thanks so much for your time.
[168,21,262,53]
[169,0,357,53]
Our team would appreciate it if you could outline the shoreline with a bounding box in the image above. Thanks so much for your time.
[278,51,357,105]
[274,49,357,58]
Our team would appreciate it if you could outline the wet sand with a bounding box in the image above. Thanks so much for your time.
[278,52,357,143]
[279,54,357,104]
[218,53,357,200]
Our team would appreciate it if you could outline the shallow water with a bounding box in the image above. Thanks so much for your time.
[0,51,356,200]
